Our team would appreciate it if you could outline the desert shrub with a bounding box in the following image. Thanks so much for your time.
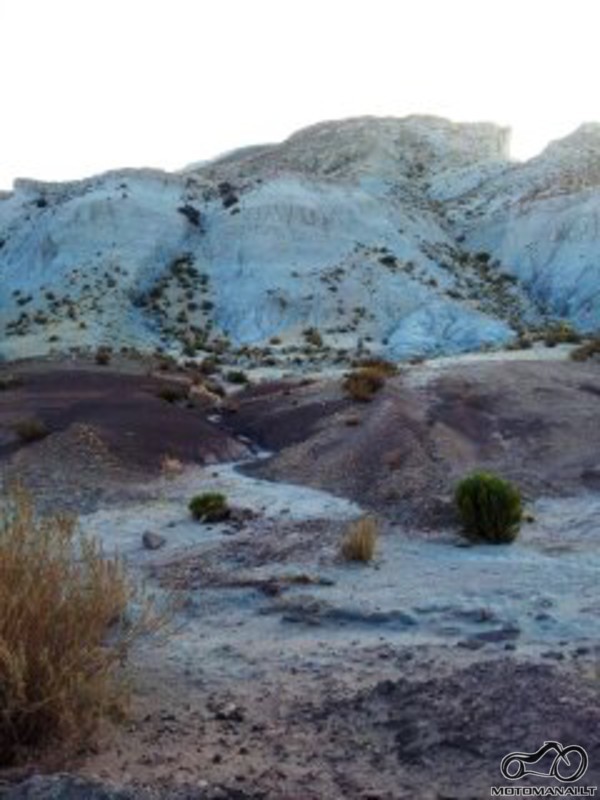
[543,321,582,347]
[570,337,600,362]
[156,384,187,404]
[182,342,197,358]
[303,327,323,347]
[514,333,533,350]
[0,486,137,764]
[0,374,23,391]
[95,346,112,366]
[226,370,249,385]
[352,357,397,377]
[161,455,184,478]
[340,517,378,563]
[199,356,220,375]
[189,492,230,522]
[155,354,177,372]
[343,367,385,402]
[13,417,49,443]
[454,471,522,543]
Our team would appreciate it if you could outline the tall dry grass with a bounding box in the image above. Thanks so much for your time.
[340,517,379,563]
[0,486,144,764]
[343,368,386,402]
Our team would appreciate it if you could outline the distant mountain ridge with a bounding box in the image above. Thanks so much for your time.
[0,115,598,363]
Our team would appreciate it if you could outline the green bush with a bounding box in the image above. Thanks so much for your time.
[189,492,230,522]
[454,471,522,543]
[226,370,249,385]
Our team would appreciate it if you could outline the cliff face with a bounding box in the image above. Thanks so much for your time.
[0,116,598,362]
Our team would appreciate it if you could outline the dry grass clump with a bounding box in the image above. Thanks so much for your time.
[352,357,398,377]
[570,336,600,362]
[542,321,582,347]
[13,417,50,443]
[156,384,188,404]
[343,367,386,402]
[95,346,112,366]
[161,455,185,478]
[340,516,378,563]
[0,486,141,765]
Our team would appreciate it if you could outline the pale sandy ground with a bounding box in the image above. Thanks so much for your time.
[2,349,599,799]
[68,454,600,798]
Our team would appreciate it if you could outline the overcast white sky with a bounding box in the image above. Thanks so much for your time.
[0,0,598,189]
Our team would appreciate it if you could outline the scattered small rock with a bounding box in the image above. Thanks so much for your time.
[472,625,520,643]
[574,645,590,656]
[542,650,565,661]
[142,531,166,550]
[214,703,245,723]
[456,638,486,651]
[228,507,258,526]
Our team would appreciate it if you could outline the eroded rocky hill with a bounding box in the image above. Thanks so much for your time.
[1,116,599,362]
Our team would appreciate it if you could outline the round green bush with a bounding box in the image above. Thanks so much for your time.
[189,492,229,522]
[454,471,522,543]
